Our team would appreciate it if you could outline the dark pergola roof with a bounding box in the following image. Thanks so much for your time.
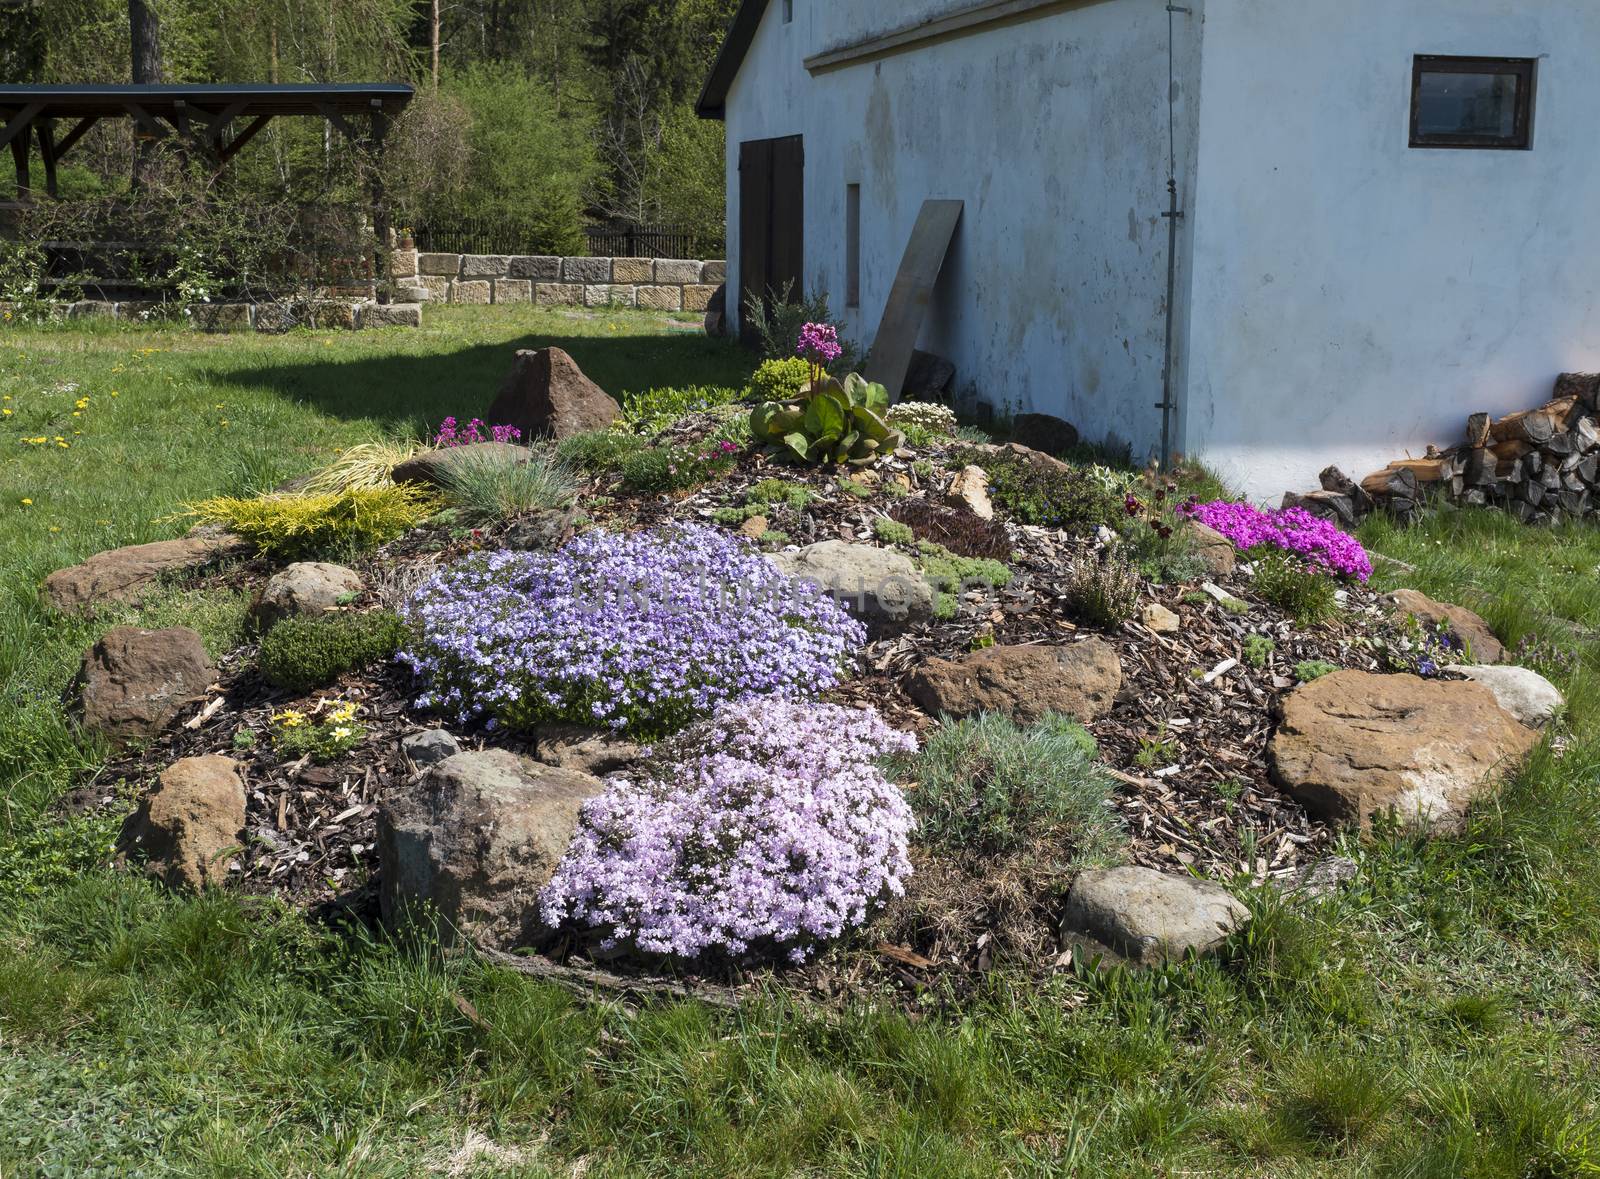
[1,82,414,198]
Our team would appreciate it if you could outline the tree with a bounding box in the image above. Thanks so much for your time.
[128,0,164,188]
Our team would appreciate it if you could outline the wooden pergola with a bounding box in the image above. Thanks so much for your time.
[0,82,414,293]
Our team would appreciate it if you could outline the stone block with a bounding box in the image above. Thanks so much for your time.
[68,300,115,319]
[418,252,462,277]
[308,300,357,330]
[418,275,452,302]
[392,284,430,304]
[361,302,423,328]
[509,255,562,281]
[391,248,418,278]
[585,284,636,308]
[252,302,300,332]
[493,279,532,304]
[460,254,510,278]
[700,259,727,284]
[188,302,253,331]
[654,258,703,284]
[451,280,492,305]
[681,284,720,313]
[611,257,654,283]
[562,256,613,284]
[636,284,683,312]
[534,283,584,306]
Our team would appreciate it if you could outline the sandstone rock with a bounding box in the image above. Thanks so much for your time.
[1142,603,1181,633]
[636,285,683,311]
[905,639,1121,724]
[508,256,561,281]
[460,254,509,278]
[377,750,605,949]
[391,440,530,489]
[486,347,622,441]
[1010,412,1080,455]
[118,755,246,891]
[682,284,720,313]
[533,282,584,306]
[76,626,214,743]
[701,260,728,284]
[417,252,461,276]
[1383,589,1506,664]
[362,301,423,328]
[944,465,994,519]
[451,280,491,305]
[251,562,364,629]
[535,725,644,777]
[561,256,611,284]
[585,284,636,307]
[653,258,703,284]
[1064,866,1248,964]
[43,535,247,616]
[1454,664,1564,728]
[610,257,654,283]
[402,729,462,769]
[770,540,936,626]
[1187,521,1237,578]
[491,279,531,304]
[1268,670,1539,832]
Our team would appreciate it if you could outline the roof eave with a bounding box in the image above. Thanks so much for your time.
[696,0,770,120]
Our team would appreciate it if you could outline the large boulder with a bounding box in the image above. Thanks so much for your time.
[250,561,364,629]
[377,750,606,949]
[1268,670,1539,832]
[1062,866,1248,965]
[1383,589,1506,664]
[1010,412,1080,455]
[390,440,529,489]
[76,626,214,743]
[905,639,1121,724]
[401,728,462,769]
[42,535,246,617]
[1454,665,1565,728]
[769,540,936,626]
[535,725,645,777]
[118,756,246,891]
[484,346,621,441]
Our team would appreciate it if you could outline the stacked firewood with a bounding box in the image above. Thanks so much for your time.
[1283,372,1600,527]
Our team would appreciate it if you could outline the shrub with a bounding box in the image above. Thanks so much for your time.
[402,524,867,737]
[1062,553,1143,629]
[742,281,859,370]
[555,428,646,473]
[539,698,916,963]
[258,610,410,692]
[185,485,438,560]
[966,449,1120,533]
[302,441,422,494]
[436,442,576,524]
[1250,548,1340,625]
[746,357,811,403]
[622,385,744,436]
[1184,501,1372,581]
[899,712,1122,863]
[269,701,366,763]
[887,498,1011,559]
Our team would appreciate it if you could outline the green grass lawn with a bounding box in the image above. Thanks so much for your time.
[2,312,1599,1177]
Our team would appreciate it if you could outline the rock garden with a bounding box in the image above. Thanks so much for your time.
[48,325,1573,1005]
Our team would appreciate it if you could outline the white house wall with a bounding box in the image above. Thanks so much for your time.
[1183,0,1600,502]
[724,0,1203,459]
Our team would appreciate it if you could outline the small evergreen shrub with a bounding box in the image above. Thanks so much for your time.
[623,385,744,435]
[1062,554,1142,629]
[1250,548,1339,625]
[437,442,576,524]
[185,486,437,560]
[746,357,811,402]
[746,479,815,511]
[888,498,1011,559]
[258,610,410,692]
[964,449,1120,533]
[916,541,1012,593]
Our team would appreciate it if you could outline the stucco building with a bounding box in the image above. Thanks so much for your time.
[698,0,1600,500]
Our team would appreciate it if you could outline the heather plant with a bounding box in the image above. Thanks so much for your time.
[402,524,866,736]
[887,498,1011,559]
[622,385,744,436]
[258,610,410,692]
[1062,552,1143,629]
[433,417,523,447]
[436,441,576,524]
[1249,549,1340,626]
[184,485,438,560]
[540,698,916,963]
[1185,500,1373,582]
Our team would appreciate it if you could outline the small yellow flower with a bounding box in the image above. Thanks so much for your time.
[19,498,32,506]
[48,525,60,533]
[57,442,69,449]
[2,408,11,417]
[331,726,353,740]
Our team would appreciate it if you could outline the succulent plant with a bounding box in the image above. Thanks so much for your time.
[749,372,906,466]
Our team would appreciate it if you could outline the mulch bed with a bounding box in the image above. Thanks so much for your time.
[89,430,1412,1004]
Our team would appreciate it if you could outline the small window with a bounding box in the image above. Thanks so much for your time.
[1411,56,1536,149]
[845,184,861,308]
[782,0,793,24]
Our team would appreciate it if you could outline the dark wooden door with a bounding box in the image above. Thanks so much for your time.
[739,134,804,343]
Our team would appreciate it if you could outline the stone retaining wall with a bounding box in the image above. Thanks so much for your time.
[392,249,725,313]
[3,298,422,331]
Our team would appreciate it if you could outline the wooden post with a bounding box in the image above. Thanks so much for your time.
[369,102,391,305]
[9,132,29,201]
[37,120,57,198]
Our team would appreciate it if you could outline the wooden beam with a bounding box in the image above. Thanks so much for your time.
[218,113,272,163]
[0,101,43,152]
[37,119,57,198]
[864,199,964,402]
[315,102,361,145]
[123,102,170,140]
[203,101,247,147]
[52,115,99,161]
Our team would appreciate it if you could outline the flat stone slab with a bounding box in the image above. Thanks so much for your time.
[905,639,1121,724]
[43,535,247,616]
[1383,588,1506,664]
[1063,866,1248,965]
[1268,669,1538,833]
[1453,664,1564,728]
[770,540,936,626]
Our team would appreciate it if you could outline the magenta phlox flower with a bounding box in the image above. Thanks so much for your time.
[1182,500,1372,581]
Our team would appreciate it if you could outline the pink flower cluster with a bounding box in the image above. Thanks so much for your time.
[540,698,917,963]
[433,417,522,448]
[796,322,842,367]
[1182,500,1373,581]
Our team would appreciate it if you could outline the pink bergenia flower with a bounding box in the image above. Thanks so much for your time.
[796,322,843,367]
